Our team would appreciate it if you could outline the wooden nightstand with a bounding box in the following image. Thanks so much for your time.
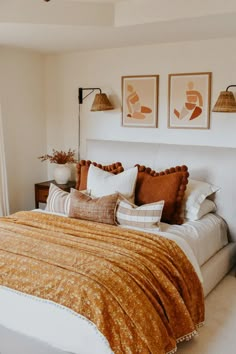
[34,180,76,208]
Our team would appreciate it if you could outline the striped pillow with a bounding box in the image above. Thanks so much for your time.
[45,183,71,215]
[116,198,164,230]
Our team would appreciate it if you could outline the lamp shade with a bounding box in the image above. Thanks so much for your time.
[212,91,236,112]
[90,93,113,111]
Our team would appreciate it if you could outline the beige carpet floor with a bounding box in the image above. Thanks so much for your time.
[178,271,236,354]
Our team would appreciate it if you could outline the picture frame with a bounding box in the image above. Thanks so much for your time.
[121,75,159,128]
[168,72,212,129]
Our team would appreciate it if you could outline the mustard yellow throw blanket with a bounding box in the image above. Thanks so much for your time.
[0,211,204,354]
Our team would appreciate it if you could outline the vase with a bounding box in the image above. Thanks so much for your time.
[53,164,71,184]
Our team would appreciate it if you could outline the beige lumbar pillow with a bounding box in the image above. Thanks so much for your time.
[69,189,119,225]
[87,165,138,202]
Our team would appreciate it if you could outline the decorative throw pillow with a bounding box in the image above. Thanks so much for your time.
[87,165,138,202]
[69,189,119,225]
[185,198,216,221]
[135,165,189,225]
[184,179,219,218]
[116,197,164,230]
[45,183,71,215]
[76,160,124,190]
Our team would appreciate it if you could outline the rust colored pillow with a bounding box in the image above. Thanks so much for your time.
[69,189,119,225]
[76,160,124,190]
[135,165,189,225]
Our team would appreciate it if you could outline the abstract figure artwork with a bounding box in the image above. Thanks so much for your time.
[168,72,212,129]
[122,75,159,127]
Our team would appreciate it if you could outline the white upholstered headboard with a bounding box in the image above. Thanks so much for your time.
[86,139,236,242]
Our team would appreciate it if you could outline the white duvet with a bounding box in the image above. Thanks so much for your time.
[146,213,228,266]
[0,286,113,354]
[0,211,222,354]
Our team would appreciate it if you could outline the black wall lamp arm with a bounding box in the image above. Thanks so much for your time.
[226,85,236,92]
[78,87,102,104]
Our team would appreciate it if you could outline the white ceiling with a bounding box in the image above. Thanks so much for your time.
[0,0,236,53]
[70,0,119,2]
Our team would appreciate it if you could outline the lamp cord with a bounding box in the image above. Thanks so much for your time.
[78,103,81,161]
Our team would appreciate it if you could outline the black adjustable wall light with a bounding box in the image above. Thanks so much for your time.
[77,87,113,159]
[78,87,113,111]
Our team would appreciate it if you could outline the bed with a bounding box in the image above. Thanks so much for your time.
[0,140,235,354]
[85,139,236,296]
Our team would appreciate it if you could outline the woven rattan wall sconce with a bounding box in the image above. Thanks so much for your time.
[212,85,236,112]
[78,88,113,111]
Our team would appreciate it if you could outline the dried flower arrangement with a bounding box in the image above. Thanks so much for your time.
[38,149,77,164]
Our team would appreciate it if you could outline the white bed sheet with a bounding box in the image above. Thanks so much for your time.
[159,213,228,266]
[0,286,113,354]
[120,213,228,267]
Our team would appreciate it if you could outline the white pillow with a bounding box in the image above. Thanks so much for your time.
[184,179,219,216]
[116,198,164,230]
[87,165,138,202]
[185,199,216,221]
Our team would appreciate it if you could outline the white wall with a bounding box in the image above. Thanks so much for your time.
[0,47,47,212]
[44,37,236,164]
[3,37,236,211]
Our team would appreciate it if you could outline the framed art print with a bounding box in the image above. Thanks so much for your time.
[168,72,212,129]
[122,75,159,127]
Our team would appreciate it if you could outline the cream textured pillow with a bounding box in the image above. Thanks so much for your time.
[87,165,138,202]
[116,198,164,230]
[69,189,119,225]
[45,183,70,215]
[184,179,220,216]
[185,199,216,221]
